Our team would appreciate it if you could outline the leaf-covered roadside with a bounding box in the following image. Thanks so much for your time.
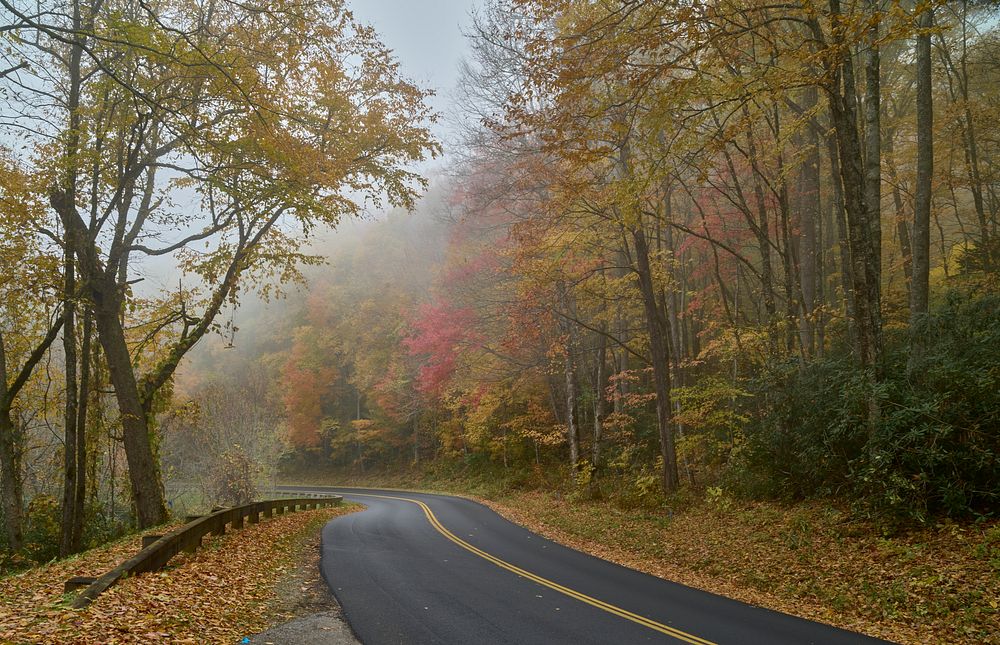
[0,505,359,643]
[481,493,999,645]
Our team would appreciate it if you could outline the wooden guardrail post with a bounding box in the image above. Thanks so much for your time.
[65,576,97,593]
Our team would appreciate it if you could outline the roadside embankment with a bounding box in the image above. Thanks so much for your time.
[0,504,360,644]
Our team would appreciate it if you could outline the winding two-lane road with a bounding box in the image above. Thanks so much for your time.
[280,486,888,644]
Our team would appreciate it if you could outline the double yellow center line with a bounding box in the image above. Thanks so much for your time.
[343,491,716,645]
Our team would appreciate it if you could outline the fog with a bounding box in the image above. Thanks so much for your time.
[138,0,478,317]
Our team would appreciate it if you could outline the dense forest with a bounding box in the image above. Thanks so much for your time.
[213,0,998,524]
[2,0,999,573]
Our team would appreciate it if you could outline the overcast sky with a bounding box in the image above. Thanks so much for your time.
[350,0,481,171]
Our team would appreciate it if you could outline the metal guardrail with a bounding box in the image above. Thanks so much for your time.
[67,494,342,608]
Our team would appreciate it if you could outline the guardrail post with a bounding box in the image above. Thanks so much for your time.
[233,511,244,530]
[142,535,163,549]
[64,576,97,593]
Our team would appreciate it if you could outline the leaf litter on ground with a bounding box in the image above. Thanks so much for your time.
[0,504,359,644]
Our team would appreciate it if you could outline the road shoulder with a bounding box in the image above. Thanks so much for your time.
[250,515,359,645]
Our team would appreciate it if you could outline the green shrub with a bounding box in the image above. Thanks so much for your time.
[732,291,1000,523]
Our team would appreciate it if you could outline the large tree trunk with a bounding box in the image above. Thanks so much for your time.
[910,5,933,370]
[631,227,680,493]
[91,277,168,528]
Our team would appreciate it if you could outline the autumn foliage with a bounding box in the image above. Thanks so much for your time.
[267,0,1000,529]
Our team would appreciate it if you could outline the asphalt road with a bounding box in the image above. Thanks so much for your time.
[279,486,890,645]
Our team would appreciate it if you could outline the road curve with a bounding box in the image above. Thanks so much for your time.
[279,486,889,645]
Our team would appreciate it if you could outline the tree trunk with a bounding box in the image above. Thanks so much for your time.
[91,277,168,528]
[828,51,883,372]
[910,5,933,370]
[631,227,680,493]
[591,328,607,470]
[777,145,802,356]
[0,407,22,553]
[556,282,580,474]
[744,117,779,345]
[60,247,80,557]
[564,345,579,473]
[72,313,91,551]
[0,333,21,553]
[800,86,821,356]
[863,0,882,274]
[827,131,856,338]
[885,128,914,292]
[412,415,419,465]
[665,232,685,364]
